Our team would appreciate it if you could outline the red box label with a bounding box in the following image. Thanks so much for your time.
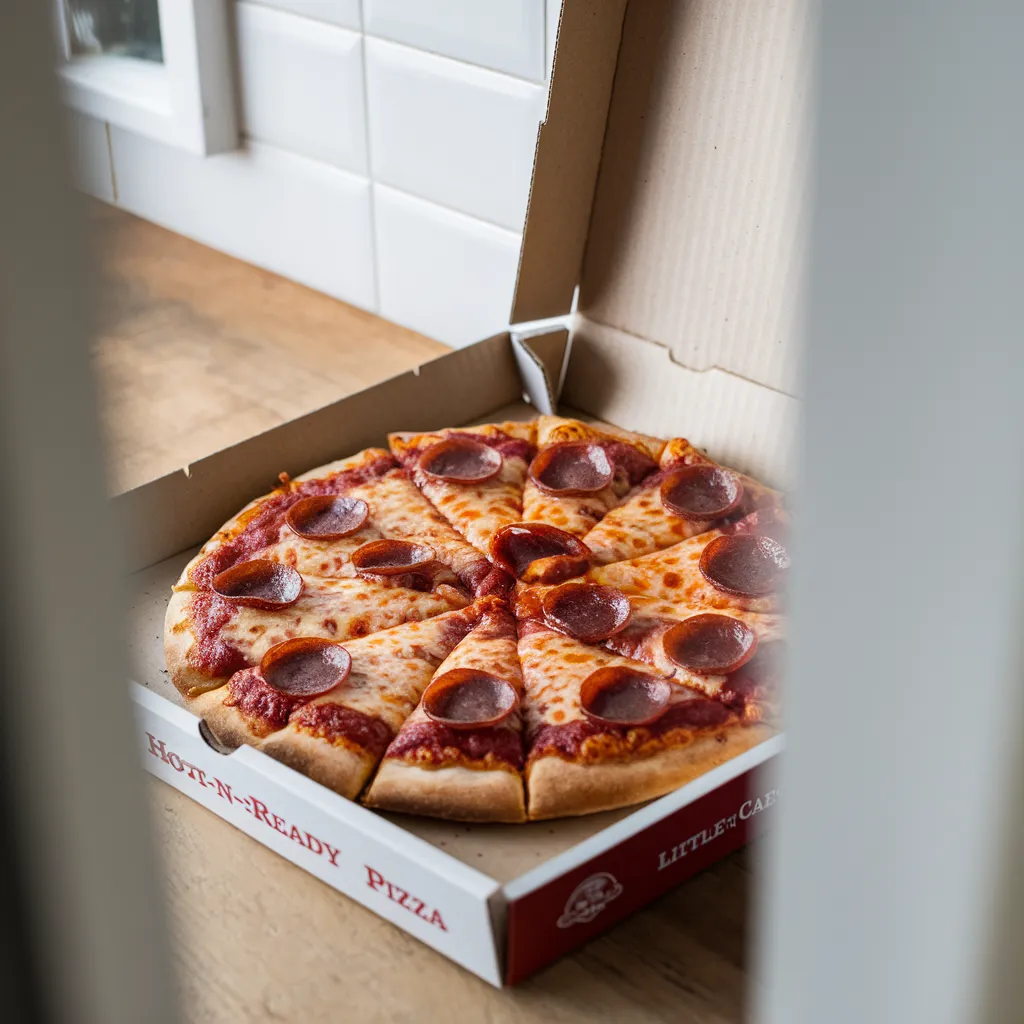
[505,767,778,984]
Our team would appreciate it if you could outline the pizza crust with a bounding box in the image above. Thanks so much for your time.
[364,761,526,823]
[525,724,774,820]
[164,589,230,698]
[259,726,376,801]
[187,686,270,749]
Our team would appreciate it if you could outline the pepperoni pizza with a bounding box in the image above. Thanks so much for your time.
[165,417,787,821]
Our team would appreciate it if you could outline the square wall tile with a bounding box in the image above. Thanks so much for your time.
[236,2,367,173]
[245,0,361,29]
[364,0,546,81]
[66,111,114,202]
[110,128,376,309]
[374,184,521,347]
[366,38,544,231]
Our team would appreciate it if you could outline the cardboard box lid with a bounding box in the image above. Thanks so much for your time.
[513,0,810,400]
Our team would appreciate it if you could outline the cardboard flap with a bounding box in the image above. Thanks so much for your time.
[510,329,569,414]
[564,320,798,487]
[114,335,525,572]
[509,0,628,324]
[513,0,809,399]
[577,0,811,396]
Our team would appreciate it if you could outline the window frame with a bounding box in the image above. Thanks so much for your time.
[55,0,238,155]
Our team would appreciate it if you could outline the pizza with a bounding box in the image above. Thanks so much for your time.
[165,415,787,821]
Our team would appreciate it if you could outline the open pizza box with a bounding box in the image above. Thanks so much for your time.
[120,0,803,987]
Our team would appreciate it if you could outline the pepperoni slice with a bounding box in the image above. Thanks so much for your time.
[728,508,788,544]
[660,465,742,520]
[579,666,672,727]
[285,495,369,540]
[211,560,303,609]
[529,442,614,495]
[721,639,786,707]
[489,523,592,583]
[421,669,519,730]
[418,437,503,483]
[260,638,352,697]
[699,534,789,597]
[351,539,435,577]
[541,583,631,643]
[662,613,758,674]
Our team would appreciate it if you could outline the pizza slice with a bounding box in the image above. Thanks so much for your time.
[521,415,664,537]
[192,605,481,799]
[517,619,773,819]
[364,601,526,822]
[389,420,537,556]
[600,595,785,726]
[514,580,784,725]
[165,563,470,699]
[181,447,498,597]
[582,438,783,565]
[586,514,789,613]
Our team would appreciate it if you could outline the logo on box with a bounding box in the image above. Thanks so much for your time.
[556,872,624,928]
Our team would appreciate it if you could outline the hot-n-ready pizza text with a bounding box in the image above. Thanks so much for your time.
[364,866,448,931]
[145,732,341,867]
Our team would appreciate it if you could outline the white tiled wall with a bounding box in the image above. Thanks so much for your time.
[374,184,523,347]
[111,130,376,308]
[69,1,562,348]
[236,3,367,173]
[366,39,545,230]
[250,0,362,30]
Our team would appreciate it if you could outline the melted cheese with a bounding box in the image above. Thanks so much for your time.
[214,576,470,666]
[412,457,528,553]
[178,450,487,588]
[583,439,782,565]
[346,470,486,579]
[517,625,661,730]
[292,608,476,731]
[587,530,779,613]
[389,421,535,553]
[522,415,664,537]
[389,606,524,735]
[609,597,785,687]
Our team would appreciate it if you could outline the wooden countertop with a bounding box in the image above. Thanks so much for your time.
[93,203,754,1023]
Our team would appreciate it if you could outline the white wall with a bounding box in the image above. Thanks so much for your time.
[70,0,560,348]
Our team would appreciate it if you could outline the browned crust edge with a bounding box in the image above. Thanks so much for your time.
[388,419,537,457]
[258,726,375,801]
[525,724,774,820]
[535,414,666,462]
[173,447,394,588]
[364,760,526,823]
[185,686,274,750]
[163,589,231,699]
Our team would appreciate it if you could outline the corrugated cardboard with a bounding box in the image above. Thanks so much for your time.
[579,0,810,396]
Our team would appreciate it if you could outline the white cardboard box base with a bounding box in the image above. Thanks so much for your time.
[124,348,782,985]
[132,677,779,986]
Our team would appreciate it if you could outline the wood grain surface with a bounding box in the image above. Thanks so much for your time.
[93,203,754,1023]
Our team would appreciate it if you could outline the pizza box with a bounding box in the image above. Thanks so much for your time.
[119,0,803,988]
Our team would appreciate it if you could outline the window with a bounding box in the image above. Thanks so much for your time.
[55,0,238,155]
